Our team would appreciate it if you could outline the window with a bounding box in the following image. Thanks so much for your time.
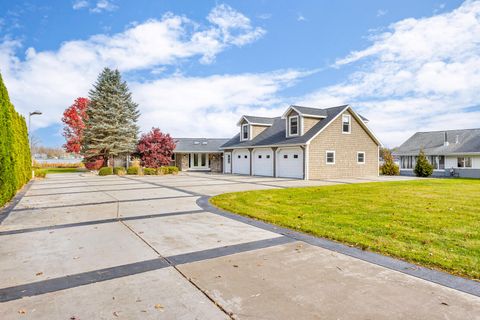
[357,152,365,164]
[326,151,335,164]
[238,155,241,159]
[244,155,248,159]
[258,155,262,159]
[458,157,472,168]
[283,155,288,159]
[266,155,271,159]
[342,115,351,133]
[289,116,299,136]
[242,124,249,140]
[227,154,231,164]
[293,154,299,159]
[401,156,415,169]
[171,153,176,160]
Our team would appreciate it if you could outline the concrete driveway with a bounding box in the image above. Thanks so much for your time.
[0,172,479,319]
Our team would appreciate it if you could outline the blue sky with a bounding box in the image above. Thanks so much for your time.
[1,0,479,148]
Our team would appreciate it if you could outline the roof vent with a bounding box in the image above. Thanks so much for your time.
[194,141,200,145]
[444,132,449,147]
[455,135,459,144]
[202,141,208,145]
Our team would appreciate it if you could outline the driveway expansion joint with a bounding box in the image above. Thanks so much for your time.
[197,195,480,298]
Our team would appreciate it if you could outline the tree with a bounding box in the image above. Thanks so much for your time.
[62,97,89,154]
[0,73,31,207]
[380,148,400,176]
[414,149,433,177]
[82,68,140,165]
[137,128,176,168]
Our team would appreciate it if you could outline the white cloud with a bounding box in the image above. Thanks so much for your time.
[90,0,118,13]
[376,9,388,17]
[72,0,89,10]
[301,0,480,147]
[0,4,281,138]
[297,13,307,22]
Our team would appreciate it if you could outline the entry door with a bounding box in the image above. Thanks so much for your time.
[224,152,232,173]
[190,153,209,169]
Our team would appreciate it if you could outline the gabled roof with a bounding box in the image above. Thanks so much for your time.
[236,115,275,126]
[221,105,379,149]
[394,129,480,156]
[281,105,329,119]
[173,138,230,153]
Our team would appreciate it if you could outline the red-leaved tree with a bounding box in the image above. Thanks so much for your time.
[137,128,176,168]
[62,97,89,153]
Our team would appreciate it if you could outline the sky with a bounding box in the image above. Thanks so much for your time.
[1,0,479,148]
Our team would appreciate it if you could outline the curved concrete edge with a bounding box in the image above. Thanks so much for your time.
[0,180,34,225]
[196,195,480,298]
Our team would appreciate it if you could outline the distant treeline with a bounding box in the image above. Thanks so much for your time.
[0,74,31,207]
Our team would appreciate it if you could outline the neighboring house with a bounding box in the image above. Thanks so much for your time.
[220,104,382,179]
[394,128,480,178]
[172,138,230,172]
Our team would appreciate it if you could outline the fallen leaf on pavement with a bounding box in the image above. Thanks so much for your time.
[233,265,239,268]
[154,304,164,311]
[113,311,120,317]
[441,302,449,306]
[36,272,43,276]
[18,309,26,314]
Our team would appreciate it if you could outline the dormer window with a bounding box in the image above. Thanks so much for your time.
[242,124,249,140]
[289,116,299,136]
[342,114,351,134]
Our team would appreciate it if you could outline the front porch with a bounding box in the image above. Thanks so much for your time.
[174,152,223,172]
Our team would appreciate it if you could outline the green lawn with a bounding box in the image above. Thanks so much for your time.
[40,168,87,174]
[210,179,480,280]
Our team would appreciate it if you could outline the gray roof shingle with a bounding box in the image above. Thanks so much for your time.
[174,138,230,153]
[394,129,480,155]
[291,105,328,117]
[221,105,350,149]
[243,116,275,125]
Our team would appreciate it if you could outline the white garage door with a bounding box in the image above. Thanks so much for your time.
[232,149,250,175]
[277,148,304,179]
[253,149,274,177]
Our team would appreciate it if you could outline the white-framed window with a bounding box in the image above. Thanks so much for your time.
[288,115,299,136]
[227,154,231,164]
[342,114,351,134]
[357,152,365,164]
[241,124,249,140]
[326,151,335,164]
[458,157,472,168]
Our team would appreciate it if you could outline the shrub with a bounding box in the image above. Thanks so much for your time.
[113,166,126,175]
[380,150,400,176]
[34,169,47,178]
[98,167,113,176]
[159,166,179,175]
[414,150,433,177]
[33,160,84,169]
[127,166,140,175]
[143,167,156,175]
[84,156,105,170]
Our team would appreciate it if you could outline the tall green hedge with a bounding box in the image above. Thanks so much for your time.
[0,74,31,207]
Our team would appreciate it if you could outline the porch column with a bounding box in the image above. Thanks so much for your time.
[272,147,278,177]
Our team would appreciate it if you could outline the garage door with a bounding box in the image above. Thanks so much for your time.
[252,149,274,177]
[277,148,304,179]
[232,149,250,175]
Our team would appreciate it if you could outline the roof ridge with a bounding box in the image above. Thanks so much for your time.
[415,128,480,134]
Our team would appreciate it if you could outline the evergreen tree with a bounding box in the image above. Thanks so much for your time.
[414,149,433,177]
[380,148,400,175]
[82,68,139,164]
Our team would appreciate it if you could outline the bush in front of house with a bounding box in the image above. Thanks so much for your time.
[98,167,113,176]
[127,166,140,175]
[159,166,179,175]
[143,168,156,175]
[34,169,47,178]
[380,149,400,176]
[414,150,433,177]
[113,166,126,175]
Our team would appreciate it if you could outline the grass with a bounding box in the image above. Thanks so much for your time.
[39,167,87,174]
[210,179,480,280]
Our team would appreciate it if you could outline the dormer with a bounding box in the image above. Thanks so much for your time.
[237,115,274,141]
[281,105,327,137]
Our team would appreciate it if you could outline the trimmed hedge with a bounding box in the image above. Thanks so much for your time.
[98,167,113,176]
[0,74,31,207]
[34,169,47,178]
[127,166,140,175]
[143,168,156,175]
[113,166,126,175]
[158,166,179,175]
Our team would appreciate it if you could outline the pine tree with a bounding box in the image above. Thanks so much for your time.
[414,149,433,177]
[380,148,399,175]
[82,68,139,164]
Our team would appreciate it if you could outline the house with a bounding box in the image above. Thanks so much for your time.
[394,128,480,178]
[172,138,230,172]
[220,104,382,179]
